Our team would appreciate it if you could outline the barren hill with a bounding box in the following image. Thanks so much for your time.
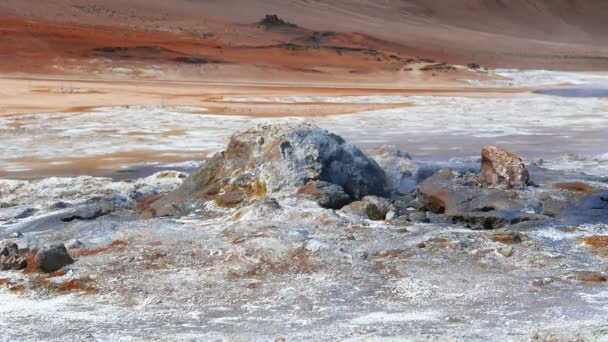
[1,0,608,71]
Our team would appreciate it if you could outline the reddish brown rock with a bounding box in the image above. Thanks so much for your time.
[480,145,530,189]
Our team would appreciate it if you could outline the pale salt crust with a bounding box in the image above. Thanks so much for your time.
[1,90,607,173]
[539,153,608,178]
[468,69,608,87]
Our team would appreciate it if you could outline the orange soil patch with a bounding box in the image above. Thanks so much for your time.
[144,252,166,261]
[54,279,98,294]
[579,236,608,248]
[45,270,68,278]
[0,15,420,77]
[491,232,524,245]
[552,182,596,194]
[23,250,39,274]
[72,240,129,257]
[8,284,26,293]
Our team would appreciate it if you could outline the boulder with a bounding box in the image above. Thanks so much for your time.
[34,244,74,273]
[297,181,352,209]
[147,123,387,217]
[480,145,530,189]
[0,241,27,271]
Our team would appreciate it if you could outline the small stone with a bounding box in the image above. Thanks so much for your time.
[66,239,83,249]
[49,201,69,210]
[365,204,385,221]
[14,208,37,219]
[385,211,396,221]
[416,242,427,249]
[558,226,578,233]
[532,278,553,287]
[496,246,514,258]
[9,232,23,238]
[341,196,394,220]
[490,231,525,245]
[408,211,429,223]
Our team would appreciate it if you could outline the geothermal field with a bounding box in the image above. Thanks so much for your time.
[1,1,608,341]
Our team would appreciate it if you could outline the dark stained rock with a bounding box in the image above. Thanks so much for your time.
[481,145,530,189]
[297,181,352,209]
[147,123,386,217]
[34,244,74,273]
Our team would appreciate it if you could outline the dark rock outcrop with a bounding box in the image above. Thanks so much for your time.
[34,244,74,273]
[481,145,530,189]
[257,15,297,29]
[147,123,387,217]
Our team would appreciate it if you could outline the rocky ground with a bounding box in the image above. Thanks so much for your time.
[1,123,607,341]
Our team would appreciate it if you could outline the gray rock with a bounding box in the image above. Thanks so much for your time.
[35,244,74,273]
[148,123,386,216]
[297,180,352,209]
